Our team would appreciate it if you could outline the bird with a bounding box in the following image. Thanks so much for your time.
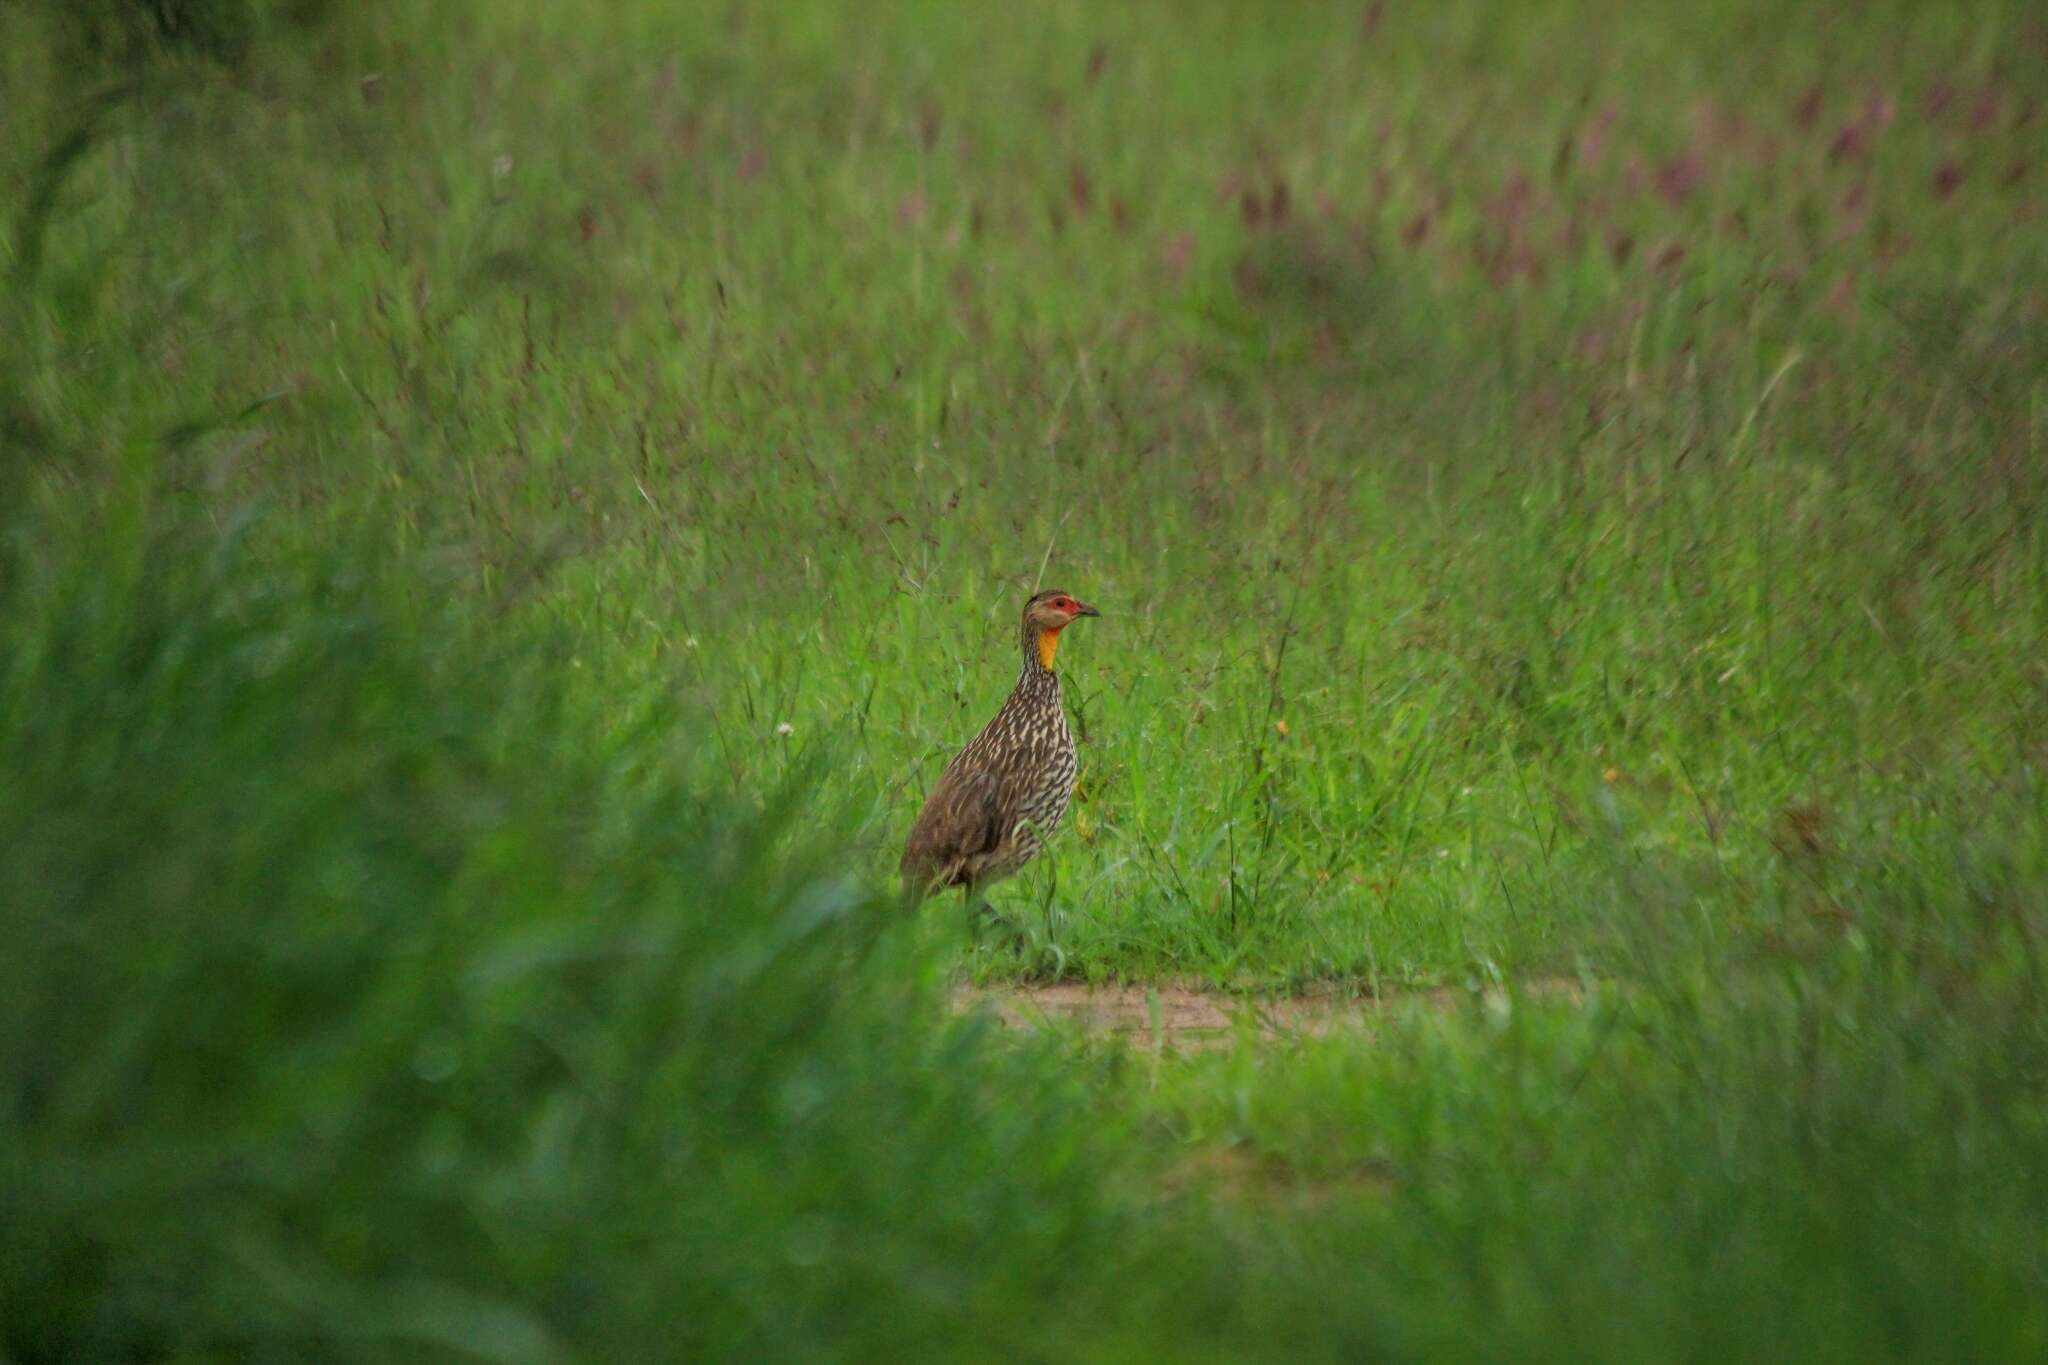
[901,589,1101,911]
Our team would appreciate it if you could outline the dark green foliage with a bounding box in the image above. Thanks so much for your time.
[0,521,1144,1361]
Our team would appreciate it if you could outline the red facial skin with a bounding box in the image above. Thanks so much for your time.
[1034,596,1096,668]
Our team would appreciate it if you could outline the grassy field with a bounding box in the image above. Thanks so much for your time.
[4,0,2046,1358]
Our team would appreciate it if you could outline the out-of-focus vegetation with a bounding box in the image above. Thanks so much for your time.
[3,0,2044,1358]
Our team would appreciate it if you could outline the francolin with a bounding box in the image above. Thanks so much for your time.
[901,590,1101,907]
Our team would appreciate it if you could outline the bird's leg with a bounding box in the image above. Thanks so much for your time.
[1038,866,1060,948]
[963,881,1022,951]
[970,888,1036,959]
[963,881,990,942]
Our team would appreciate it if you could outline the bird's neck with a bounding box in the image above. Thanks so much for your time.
[1020,625,1062,682]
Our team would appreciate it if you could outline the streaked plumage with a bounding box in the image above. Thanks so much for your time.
[901,590,1100,902]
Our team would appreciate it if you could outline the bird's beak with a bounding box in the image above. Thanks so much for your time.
[1076,603,1101,618]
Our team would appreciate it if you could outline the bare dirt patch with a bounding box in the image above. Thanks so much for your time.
[952,978,1584,1050]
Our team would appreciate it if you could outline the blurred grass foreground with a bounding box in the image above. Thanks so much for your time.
[4,0,2048,1360]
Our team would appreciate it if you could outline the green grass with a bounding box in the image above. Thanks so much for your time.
[4,0,2046,1358]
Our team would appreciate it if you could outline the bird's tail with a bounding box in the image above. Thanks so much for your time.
[896,851,936,913]
[896,849,959,913]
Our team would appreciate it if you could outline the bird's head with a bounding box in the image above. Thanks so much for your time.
[1022,590,1100,670]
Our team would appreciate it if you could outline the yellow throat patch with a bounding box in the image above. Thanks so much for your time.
[1037,628,1061,670]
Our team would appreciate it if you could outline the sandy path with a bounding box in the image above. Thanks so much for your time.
[952,978,1584,1049]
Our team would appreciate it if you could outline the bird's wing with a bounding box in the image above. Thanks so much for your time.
[901,762,1005,888]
